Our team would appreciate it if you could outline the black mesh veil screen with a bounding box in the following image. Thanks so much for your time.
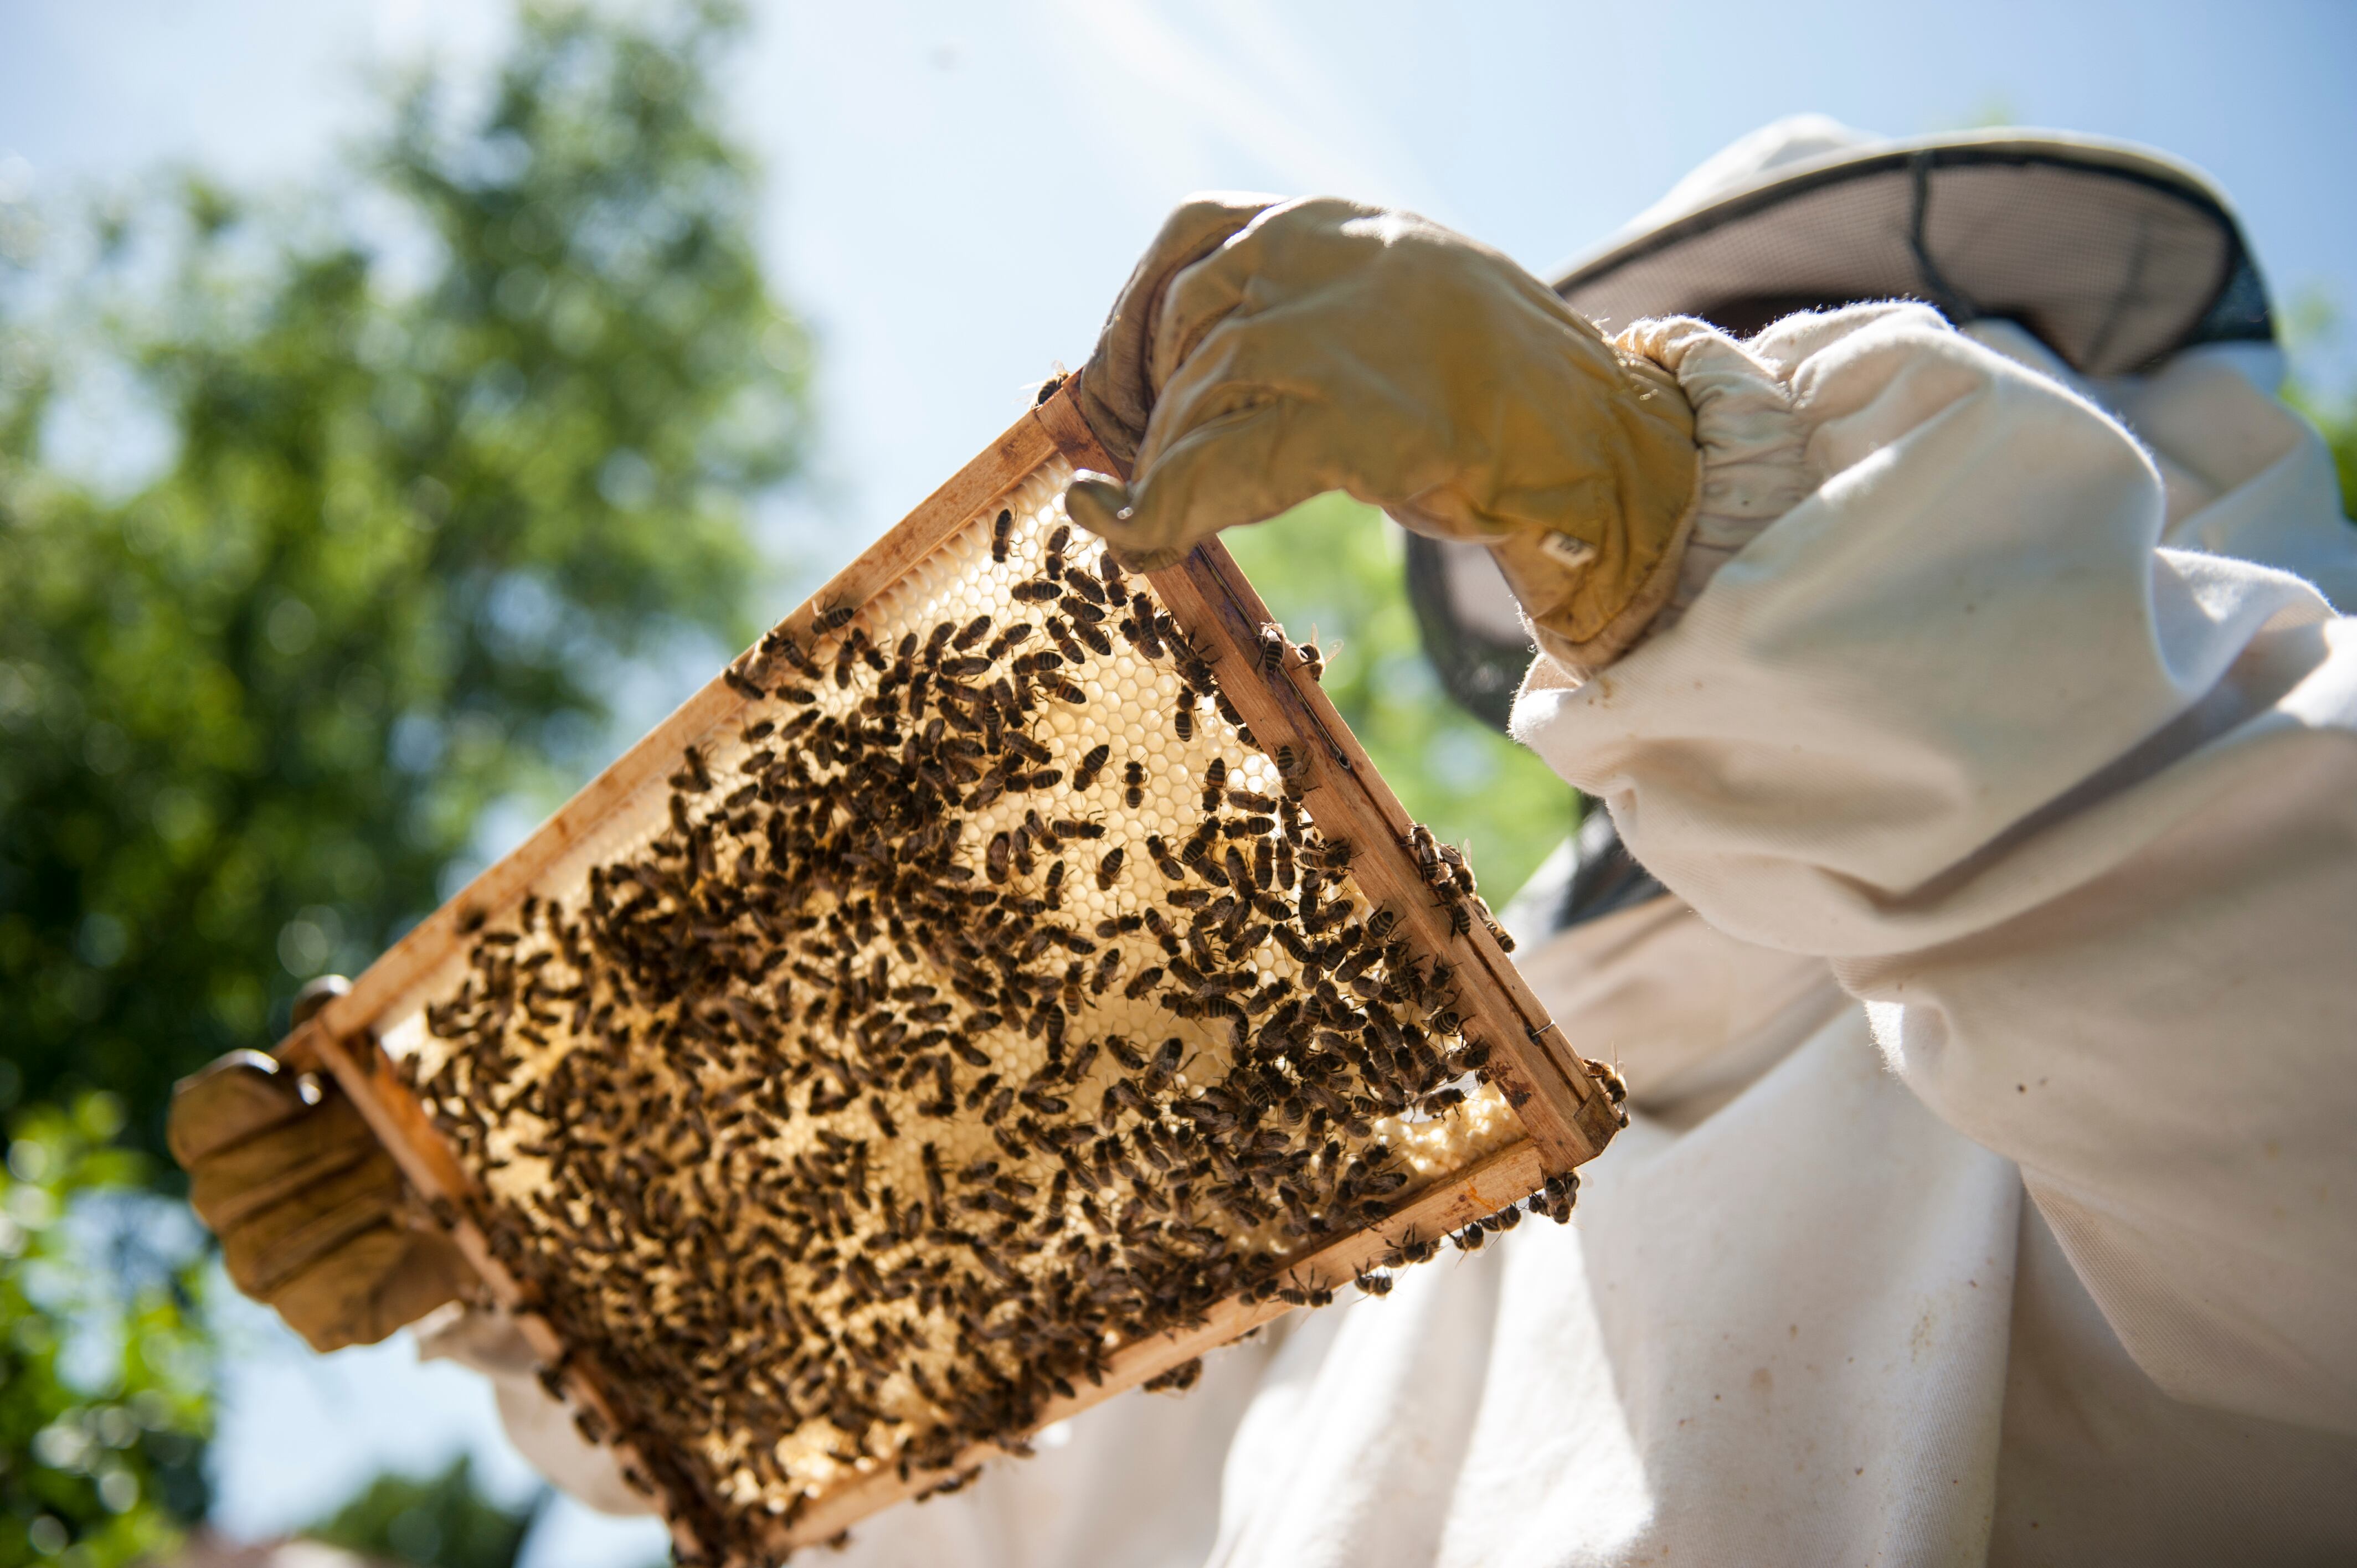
[1557,146,2272,376]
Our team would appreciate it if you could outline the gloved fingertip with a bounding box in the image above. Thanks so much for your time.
[169,1049,305,1168]
[1063,472,1134,537]
[1065,476,1190,570]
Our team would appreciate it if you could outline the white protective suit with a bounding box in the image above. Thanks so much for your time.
[441,301,2357,1564]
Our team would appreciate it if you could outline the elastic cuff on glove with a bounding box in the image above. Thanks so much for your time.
[1532,321,1810,683]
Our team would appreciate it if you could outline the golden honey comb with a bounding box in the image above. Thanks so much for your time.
[282,380,1620,1566]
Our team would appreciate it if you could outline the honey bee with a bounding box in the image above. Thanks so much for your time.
[1306,837,1355,872]
[1580,1055,1628,1105]
[814,601,857,633]
[1255,623,1286,674]
[772,632,822,679]
[1173,705,1195,742]
[1299,641,1325,681]
[1141,1358,1202,1395]
[952,614,992,652]
[1200,758,1227,812]
[1123,761,1146,809]
[991,508,1014,562]
[722,665,765,699]
[1406,824,1442,883]
[1382,1230,1438,1266]
[1012,579,1062,604]
[1095,847,1126,891]
[1043,523,1072,580]
[1013,649,1065,678]
[1145,835,1185,880]
[1142,1036,1186,1092]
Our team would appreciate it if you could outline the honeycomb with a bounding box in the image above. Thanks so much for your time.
[380,458,1559,1562]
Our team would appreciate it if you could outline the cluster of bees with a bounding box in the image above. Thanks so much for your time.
[395,473,1538,1557]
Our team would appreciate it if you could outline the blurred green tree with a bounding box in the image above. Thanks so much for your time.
[2283,289,2356,531]
[0,1094,213,1566]
[2287,391,2356,518]
[1223,494,1575,899]
[0,0,811,1160]
[302,1457,540,1568]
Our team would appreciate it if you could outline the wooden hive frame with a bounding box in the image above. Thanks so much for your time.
[277,374,1622,1565]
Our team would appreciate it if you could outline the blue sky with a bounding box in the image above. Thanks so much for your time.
[4,1,2353,1561]
[8,0,2355,543]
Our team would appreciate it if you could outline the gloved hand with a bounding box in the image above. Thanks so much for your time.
[1065,194,1701,677]
[170,979,474,1352]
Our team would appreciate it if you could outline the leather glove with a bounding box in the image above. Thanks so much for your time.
[1065,194,1701,677]
[170,979,474,1352]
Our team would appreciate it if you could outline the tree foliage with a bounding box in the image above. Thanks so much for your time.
[2288,388,2357,520]
[0,1094,213,1566]
[0,0,810,1159]
[1223,494,1575,896]
[303,1456,541,1568]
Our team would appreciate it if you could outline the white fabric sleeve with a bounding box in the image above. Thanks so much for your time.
[1512,303,2357,1435]
[414,1306,656,1517]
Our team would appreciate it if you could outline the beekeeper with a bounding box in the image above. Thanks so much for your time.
[172,119,2357,1565]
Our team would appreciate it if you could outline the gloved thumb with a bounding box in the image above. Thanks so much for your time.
[1066,393,1335,571]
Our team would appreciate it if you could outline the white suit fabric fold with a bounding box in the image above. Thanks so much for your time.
[1514,305,2357,1443]
[451,303,2357,1565]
